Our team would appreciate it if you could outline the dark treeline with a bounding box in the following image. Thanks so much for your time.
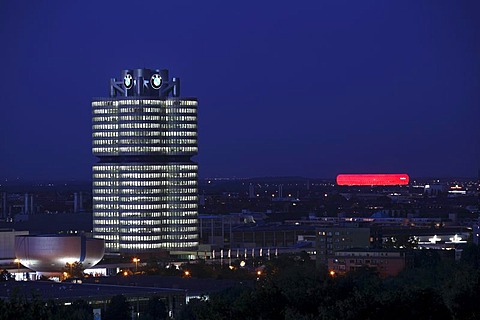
[0,291,91,320]
[2,245,480,319]
[0,291,167,320]
[178,245,480,320]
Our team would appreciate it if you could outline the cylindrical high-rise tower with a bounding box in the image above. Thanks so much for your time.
[92,68,198,255]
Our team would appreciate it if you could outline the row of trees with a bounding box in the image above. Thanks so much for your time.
[177,245,480,320]
[3,244,480,319]
[102,295,168,320]
[131,257,257,280]
[0,291,91,320]
[0,292,168,320]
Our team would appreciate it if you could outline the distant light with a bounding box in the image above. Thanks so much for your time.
[448,190,466,195]
[240,261,246,267]
[449,234,466,243]
[329,270,336,277]
[429,235,441,244]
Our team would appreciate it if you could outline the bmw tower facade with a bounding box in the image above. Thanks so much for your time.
[92,68,198,255]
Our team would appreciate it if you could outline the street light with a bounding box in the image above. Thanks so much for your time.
[133,258,140,273]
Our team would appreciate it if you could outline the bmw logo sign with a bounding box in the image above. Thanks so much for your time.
[150,74,162,89]
[123,74,133,89]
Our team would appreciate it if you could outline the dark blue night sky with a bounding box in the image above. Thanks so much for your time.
[0,0,479,180]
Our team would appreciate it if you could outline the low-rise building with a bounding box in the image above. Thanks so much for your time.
[316,226,371,265]
[328,248,413,277]
[0,229,29,262]
[231,224,316,248]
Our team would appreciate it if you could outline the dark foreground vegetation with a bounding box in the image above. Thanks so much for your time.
[2,244,480,319]
[0,292,167,320]
[179,245,480,320]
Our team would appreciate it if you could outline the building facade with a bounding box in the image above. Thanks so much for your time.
[92,68,198,254]
[316,226,371,265]
[328,249,413,277]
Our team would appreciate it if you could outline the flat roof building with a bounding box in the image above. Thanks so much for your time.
[316,226,371,265]
[0,229,29,261]
[328,248,413,277]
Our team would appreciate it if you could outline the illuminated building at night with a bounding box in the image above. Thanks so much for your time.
[92,68,198,254]
[336,174,410,186]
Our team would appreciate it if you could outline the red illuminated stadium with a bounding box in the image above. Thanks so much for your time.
[336,174,409,186]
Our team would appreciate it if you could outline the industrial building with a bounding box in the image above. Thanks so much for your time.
[92,68,198,255]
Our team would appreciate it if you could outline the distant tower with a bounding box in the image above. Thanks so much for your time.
[74,192,84,213]
[1,192,6,219]
[92,68,198,255]
[249,184,255,198]
[24,193,29,214]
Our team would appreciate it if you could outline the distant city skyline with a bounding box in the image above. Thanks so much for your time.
[1,1,479,180]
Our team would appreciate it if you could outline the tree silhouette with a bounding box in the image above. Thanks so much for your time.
[104,295,130,320]
[62,261,85,279]
[0,269,14,281]
[140,296,168,320]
